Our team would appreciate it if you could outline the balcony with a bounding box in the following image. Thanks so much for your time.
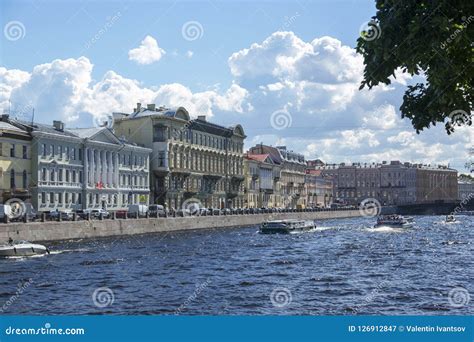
[170,168,191,177]
[231,175,245,183]
[2,188,31,200]
[153,167,170,176]
[203,174,222,180]
[226,191,239,198]
[38,181,82,188]
[260,188,274,194]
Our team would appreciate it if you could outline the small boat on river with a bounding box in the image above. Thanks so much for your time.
[445,215,456,223]
[260,219,315,234]
[0,240,49,257]
[374,215,414,229]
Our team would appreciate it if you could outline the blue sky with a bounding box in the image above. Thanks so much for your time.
[2,0,374,88]
[1,0,472,172]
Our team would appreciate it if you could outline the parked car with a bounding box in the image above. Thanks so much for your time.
[48,209,74,221]
[75,209,90,220]
[23,203,39,221]
[149,204,167,217]
[176,208,191,217]
[249,208,261,214]
[5,203,38,222]
[92,209,110,219]
[115,209,128,219]
[209,208,221,216]
[198,208,210,216]
[128,204,148,218]
[0,204,12,220]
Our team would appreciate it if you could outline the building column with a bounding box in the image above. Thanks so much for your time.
[115,152,119,188]
[90,148,95,186]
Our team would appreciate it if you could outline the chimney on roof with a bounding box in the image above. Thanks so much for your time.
[147,104,156,111]
[53,120,64,131]
[136,103,141,111]
[1,114,9,122]
[197,115,206,121]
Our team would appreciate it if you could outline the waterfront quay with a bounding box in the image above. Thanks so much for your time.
[0,208,361,242]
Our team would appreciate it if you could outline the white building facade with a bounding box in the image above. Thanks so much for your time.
[25,121,151,212]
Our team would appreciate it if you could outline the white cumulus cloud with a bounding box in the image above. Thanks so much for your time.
[128,35,166,65]
[1,57,250,127]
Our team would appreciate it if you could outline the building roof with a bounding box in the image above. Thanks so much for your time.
[246,153,274,164]
[68,127,103,138]
[129,106,190,121]
[189,118,234,137]
[0,121,27,133]
[10,119,78,138]
[246,154,269,162]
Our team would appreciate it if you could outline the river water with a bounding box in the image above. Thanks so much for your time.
[0,215,473,315]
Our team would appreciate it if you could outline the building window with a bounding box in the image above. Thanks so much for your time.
[22,145,27,159]
[153,125,167,142]
[58,193,62,204]
[78,193,82,204]
[50,169,55,181]
[51,145,54,156]
[41,192,46,204]
[78,148,82,161]
[10,144,15,158]
[50,192,54,203]
[22,170,27,188]
[10,169,15,188]
[0,142,2,156]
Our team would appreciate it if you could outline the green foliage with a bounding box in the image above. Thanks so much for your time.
[356,0,473,134]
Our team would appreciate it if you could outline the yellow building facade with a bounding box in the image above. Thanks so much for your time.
[0,116,32,203]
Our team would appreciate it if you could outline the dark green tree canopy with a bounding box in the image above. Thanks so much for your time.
[356,0,473,134]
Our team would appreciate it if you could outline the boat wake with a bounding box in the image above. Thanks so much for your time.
[49,248,90,255]
[313,226,338,232]
[365,226,404,233]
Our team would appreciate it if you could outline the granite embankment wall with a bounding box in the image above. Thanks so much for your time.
[0,210,362,242]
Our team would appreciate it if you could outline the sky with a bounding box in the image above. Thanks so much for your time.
[1,0,472,173]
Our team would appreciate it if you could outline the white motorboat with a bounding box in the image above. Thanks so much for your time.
[0,240,49,257]
[445,215,456,223]
[260,219,315,234]
[374,215,414,228]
